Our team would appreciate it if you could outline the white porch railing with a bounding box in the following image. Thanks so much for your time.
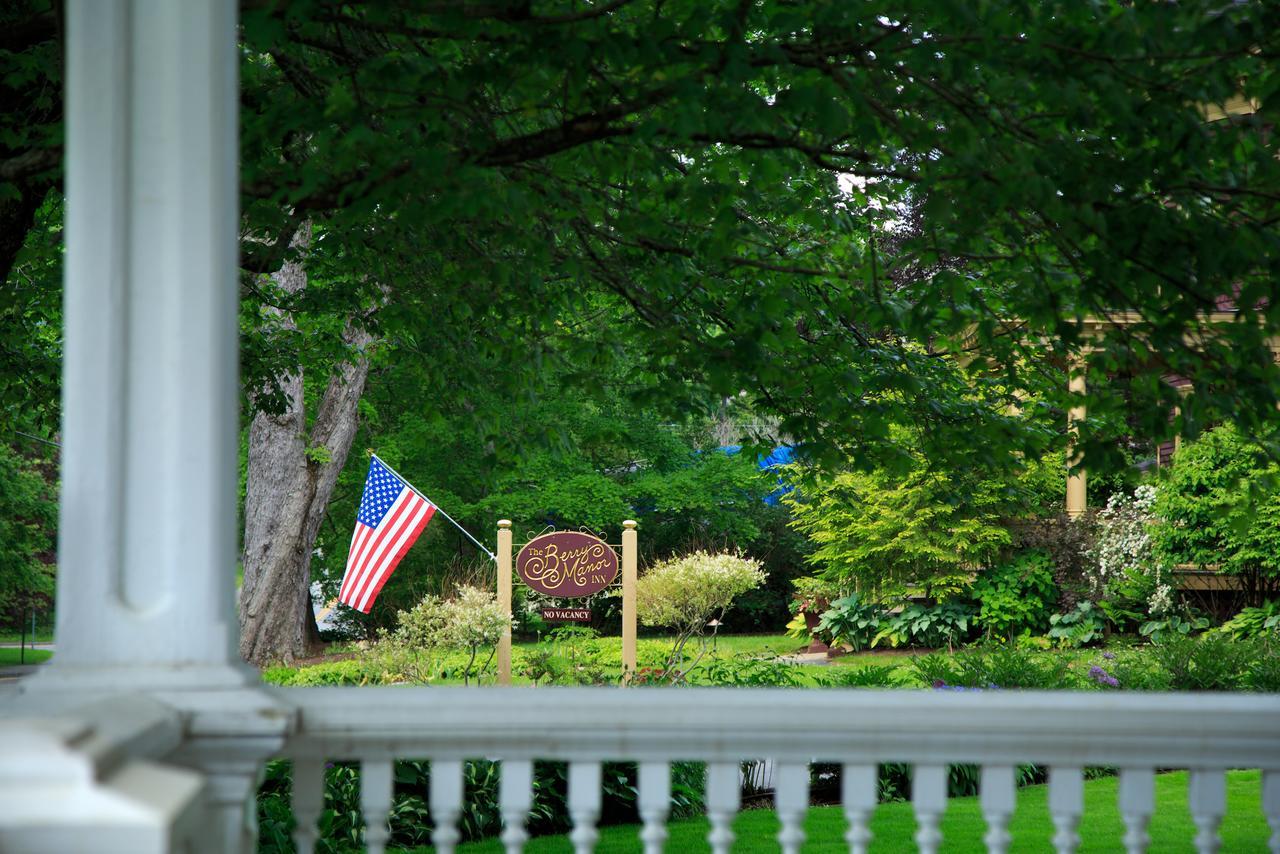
[275,686,1280,854]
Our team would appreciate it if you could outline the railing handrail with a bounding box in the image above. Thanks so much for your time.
[273,686,1280,770]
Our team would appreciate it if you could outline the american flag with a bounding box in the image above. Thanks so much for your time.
[338,457,435,613]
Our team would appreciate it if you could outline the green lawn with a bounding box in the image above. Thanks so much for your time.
[0,647,52,665]
[411,770,1267,853]
[0,631,54,645]
[684,633,801,658]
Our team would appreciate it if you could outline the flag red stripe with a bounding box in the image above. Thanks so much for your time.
[339,524,372,602]
[342,489,422,609]
[339,503,386,605]
[341,489,414,605]
[353,503,435,613]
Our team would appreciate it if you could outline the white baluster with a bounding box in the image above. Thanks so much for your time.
[980,765,1015,854]
[568,761,602,854]
[1048,766,1083,854]
[842,764,877,854]
[1263,769,1280,854]
[430,759,465,854]
[291,759,325,854]
[774,762,810,854]
[638,761,671,854]
[500,759,534,854]
[706,762,741,854]
[912,765,947,854]
[1118,768,1155,854]
[1189,769,1226,854]
[361,759,394,854]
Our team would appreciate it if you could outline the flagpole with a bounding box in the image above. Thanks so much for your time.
[371,453,497,562]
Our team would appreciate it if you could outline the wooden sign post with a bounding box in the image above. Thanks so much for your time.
[496,519,513,685]
[621,520,637,680]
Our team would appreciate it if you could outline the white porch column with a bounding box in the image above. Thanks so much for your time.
[10,4,296,852]
[47,0,246,685]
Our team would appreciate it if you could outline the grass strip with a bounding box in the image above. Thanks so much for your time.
[417,769,1266,853]
[0,647,52,666]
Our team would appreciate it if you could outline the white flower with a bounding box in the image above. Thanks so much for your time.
[1088,485,1167,596]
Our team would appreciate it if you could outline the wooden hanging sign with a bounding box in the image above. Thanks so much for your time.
[516,530,618,597]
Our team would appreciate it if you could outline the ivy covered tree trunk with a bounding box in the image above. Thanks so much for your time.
[238,225,376,665]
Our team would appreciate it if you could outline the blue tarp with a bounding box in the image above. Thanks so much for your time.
[719,444,796,505]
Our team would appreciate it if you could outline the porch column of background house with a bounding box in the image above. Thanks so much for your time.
[1066,365,1087,518]
[27,3,291,852]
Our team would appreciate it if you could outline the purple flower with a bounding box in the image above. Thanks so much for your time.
[1088,665,1119,688]
[1102,651,1116,660]
[932,679,947,689]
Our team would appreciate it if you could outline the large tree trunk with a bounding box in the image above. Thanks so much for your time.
[238,225,376,665]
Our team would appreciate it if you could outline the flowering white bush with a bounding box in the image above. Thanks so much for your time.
[393,594,450,651]
[1089,485,1171,616]
[442,584,511,650]
[389,585,512,684]
[636,551,765,675]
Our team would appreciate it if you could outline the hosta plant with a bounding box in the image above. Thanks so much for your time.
[1219,601,1280,640]
[1139,613,1210,644]
[815,594,883,651]
[1048,601,1107,648]
[874,603,975,651]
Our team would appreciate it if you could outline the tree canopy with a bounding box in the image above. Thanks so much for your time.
[4,0,1278,469]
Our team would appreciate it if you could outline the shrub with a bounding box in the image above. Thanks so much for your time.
[873,602,975,651]
[1010,512,1097,610]
[1099,636,1278,692]
[819,663,902,688]
[785,466,1011,598]
[392,594,451,650]
[377,586,512,685]
[261,658,372,687]
[1219,601,1280,640]
[1047,601,1107,648]
[539,625,613,685]
[1091,485,1161,595]
[1091,485,1180,628]
[443,585,511,684]
[636,551,765,675]
[909,646,1073,690]
[815,594,883,651]
[973,551,1058,640]
[1139,613,1209,644]
[1153,424,1280,606]
[1146,634,1253,691]
[1244,640,1280,692]
[1102,649,1172,692]
[691,657,806,687]
[790,575,844,610]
